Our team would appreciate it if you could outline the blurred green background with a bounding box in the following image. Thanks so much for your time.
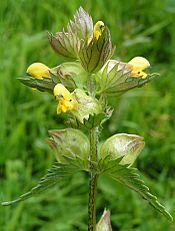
[1,0,175,230]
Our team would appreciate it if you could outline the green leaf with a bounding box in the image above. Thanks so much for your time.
[17,76,55,93]
[84,107,113,128]
[98,157,173,221]
[1,158,87,206]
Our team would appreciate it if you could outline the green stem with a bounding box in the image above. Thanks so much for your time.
[88,126,98,231]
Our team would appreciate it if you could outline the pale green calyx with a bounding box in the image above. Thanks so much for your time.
[71,89,102,123]
[48,128,90,163]
[50,61,88,90]
[100,133,145,166]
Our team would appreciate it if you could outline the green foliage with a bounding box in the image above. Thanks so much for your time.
[1,0,175,230]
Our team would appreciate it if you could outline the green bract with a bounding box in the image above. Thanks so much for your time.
[48,7,93,59]
[79,28,115,73]
[96,59,158,96]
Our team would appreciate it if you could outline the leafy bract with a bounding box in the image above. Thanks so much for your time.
[1,158,87,206]
[79,28,115,73]
[48,7,93,59]
[98,157,173,221]
[97,60,159,95]
[17,76,55,93]
[71,89,102,123]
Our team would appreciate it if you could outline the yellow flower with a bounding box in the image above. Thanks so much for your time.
[88,21,105,44]
[26,62,50,78]
[128,57,151,79]
[93,21,105,40]
[53,84,77,114]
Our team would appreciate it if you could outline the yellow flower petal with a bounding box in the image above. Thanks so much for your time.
[128,56,151,78]
[54,84,77,114]
[93,21,105,40]
[88,21,105,44]
[26,62,50,79]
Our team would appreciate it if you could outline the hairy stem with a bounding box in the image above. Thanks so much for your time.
[88,126,98,231]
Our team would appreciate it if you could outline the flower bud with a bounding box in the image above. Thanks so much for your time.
[48,128,90,163]
[100,133,145,166]
[88,21,105,43]
[96,209,112,231]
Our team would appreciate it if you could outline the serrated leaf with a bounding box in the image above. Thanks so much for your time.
[97,59,159,95]
[98,157,173,221]
[84,113,106,128]
[1,158,87,206]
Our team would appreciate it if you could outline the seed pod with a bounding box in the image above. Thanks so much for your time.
[48,128,90,163]
[100,133,145,166]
